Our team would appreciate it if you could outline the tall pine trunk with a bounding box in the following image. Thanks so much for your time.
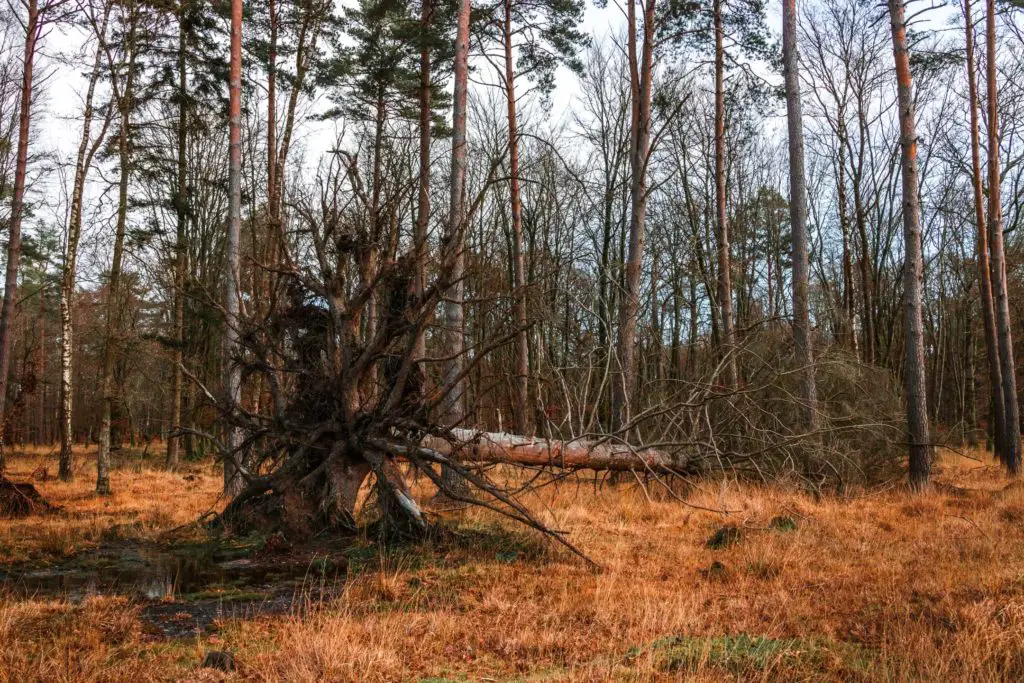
[267,0,277,220]
[97,0,139,495]
[963,0,1004,457]
[611,0,654,432]
[167,5,189,470]
[503,0,529,434]
[0,0,40,471]
[985,0,1021,473]
[782,0,818,433]
[224,0,244,494]
[440,0,471,491]
[413,0,432,362]
[713,0,738,389]
[887,0,932,490]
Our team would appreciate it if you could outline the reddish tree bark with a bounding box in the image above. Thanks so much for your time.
[887,0,932,490]
[963,0,1004,458]
[985,0,1021,474]
[0,0,41,470]
[612,0,655,432]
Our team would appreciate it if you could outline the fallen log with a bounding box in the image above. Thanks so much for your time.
[420,429,689,473]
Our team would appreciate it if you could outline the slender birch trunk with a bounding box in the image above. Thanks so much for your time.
[887,0,932,490]
[60,7,109,481]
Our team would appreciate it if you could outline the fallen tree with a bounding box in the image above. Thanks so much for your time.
[421,429,686,473]
[198,154,691,560]
[195,151,895,562]
[214,419,679,550]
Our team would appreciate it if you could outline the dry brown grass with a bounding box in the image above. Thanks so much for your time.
[0,445,223,564]
[2,446,1024,681]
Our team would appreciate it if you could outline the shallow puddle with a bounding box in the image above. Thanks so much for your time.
[0,542,347,637]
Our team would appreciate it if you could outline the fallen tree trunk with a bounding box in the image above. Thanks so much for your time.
[221,427,687,540]
[420,429,689,473]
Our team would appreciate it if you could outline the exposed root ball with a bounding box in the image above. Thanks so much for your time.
[0,477,55,518]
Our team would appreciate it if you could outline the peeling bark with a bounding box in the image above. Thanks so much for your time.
[60,7,110,482]
[422,429,687,473]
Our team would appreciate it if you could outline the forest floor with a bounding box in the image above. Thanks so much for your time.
[0,445,1023,681]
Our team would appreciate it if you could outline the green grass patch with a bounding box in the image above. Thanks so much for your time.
[769,515,798,532]
[632,633,871,676]
[706,525,742,549]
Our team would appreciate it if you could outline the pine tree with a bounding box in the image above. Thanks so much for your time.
[477,0,588,433]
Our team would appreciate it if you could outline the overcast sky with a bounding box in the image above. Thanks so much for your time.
[36,1,786,164]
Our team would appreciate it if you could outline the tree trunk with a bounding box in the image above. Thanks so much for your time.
[267,0,277,219]
[714,0,738,389]
[60,8,108,481]
[221,444,372,537]
[167,5,188,470]
[612,0,654,432]
[963,0,1004,457]
[985,0,1021,474]
[887,0,932,490]
[440,0,471,492]
[503,0,530,435]
[413,0,432,363]
[421,429,687,473]
[224,0,244,494]
[836,120,856,354]
[782,0,818,433]
[847,99,875,364]
[366,95,386,350]
[35,297,44,446]
[97,0,139,495]
[0,0,40,471]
